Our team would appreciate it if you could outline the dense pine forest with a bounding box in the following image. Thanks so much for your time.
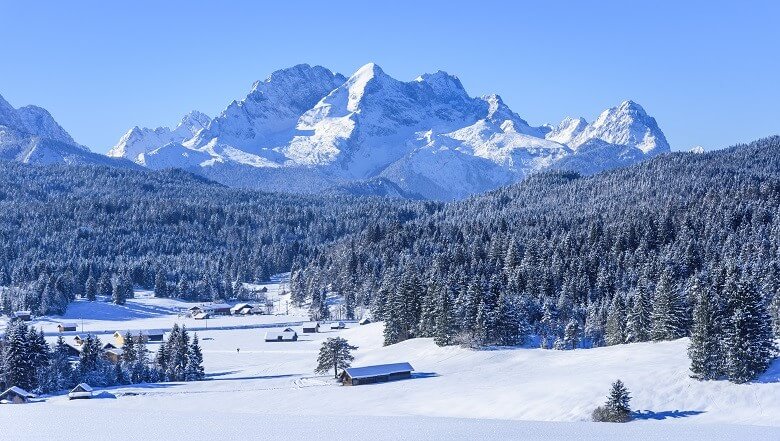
[292,137,780,382]
[0,162,429,315]
[1,137,779,384]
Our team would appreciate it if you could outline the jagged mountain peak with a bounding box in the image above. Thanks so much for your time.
[546,116,588,145]
[570,100,670,154]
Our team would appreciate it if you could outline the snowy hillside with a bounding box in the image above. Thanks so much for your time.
[2,315,778,440]
[110,63,672,200]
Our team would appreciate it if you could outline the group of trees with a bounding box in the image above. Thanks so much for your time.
[3,137,780,385]
[0,162,421,315]
[292,137,780,382]
[0,322,204,394]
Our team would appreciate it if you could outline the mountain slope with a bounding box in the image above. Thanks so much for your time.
[0,94,135,167]
[110,63,672,199]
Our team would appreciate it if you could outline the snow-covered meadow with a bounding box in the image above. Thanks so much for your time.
[2,276,779,440]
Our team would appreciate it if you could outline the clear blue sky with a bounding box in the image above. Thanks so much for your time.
[1,0,778,152]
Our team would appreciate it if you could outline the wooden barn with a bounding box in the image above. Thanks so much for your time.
[264,328,298,342]
[302,322,320,333]
[330,321,346,330]
[340,362,414,386]
[12,311,31,322]
[68,383,93,400]
[58,323,77,332]
[0,386,35,404]
[193,312,210,320]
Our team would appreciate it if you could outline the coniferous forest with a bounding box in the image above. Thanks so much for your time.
[2,137,780,384]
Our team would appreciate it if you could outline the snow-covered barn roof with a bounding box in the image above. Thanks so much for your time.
[1,386,35,398]
[265,329,297,340]
[343,363,414,379]
[72,383,93,393]
[58,322,77,328]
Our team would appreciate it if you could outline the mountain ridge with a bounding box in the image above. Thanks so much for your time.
[107,63,671,199]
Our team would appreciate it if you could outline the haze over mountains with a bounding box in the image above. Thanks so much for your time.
[2,63,671,199]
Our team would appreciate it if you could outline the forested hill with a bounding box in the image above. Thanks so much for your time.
[0,161,429,314]
[293,136,780,381]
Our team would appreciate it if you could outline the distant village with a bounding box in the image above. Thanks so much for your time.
[1,300,414,405]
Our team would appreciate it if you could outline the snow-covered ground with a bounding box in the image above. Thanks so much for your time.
[2,275,779,439]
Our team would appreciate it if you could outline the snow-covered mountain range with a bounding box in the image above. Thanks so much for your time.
[0,94,131,167]
[1,63,671,199]
[108,63,670,199]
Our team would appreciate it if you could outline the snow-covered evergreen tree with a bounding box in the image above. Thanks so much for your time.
[184,333,205,381]
[651,268,687,341]
[688,280,722,380]
[315,337,357,379]
[723,278,777,383]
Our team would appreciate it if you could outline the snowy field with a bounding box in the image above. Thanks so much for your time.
[2,276,779,440]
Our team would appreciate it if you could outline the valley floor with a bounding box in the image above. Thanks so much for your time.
[2,279,779,440]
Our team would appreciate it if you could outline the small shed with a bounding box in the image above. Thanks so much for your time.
[58,323,78,332]
[0,386,35,404]
[302,322,320,333]
[193,312,210,320]
[146,330,165,342]
[68,383,93,400]
[264,328,298,342]
[330,321,346,330]
[340,362,414,386]
[359,317,372,325]
[12,311,31,322]
[230,303,254,315]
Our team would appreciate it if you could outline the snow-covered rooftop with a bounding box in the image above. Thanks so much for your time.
[343,363,414,379]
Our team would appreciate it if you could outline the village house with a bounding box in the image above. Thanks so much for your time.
[68,383,93,400]
[113,330,165,347]
[230,303,255,315]
[58,323,77,332]
[264,328,298,342]
[63,342,83,357]
[105,348,124,364]
[73,334,94,346]
[205,303,232,315]
[193,312,210,320]
[339,362,414,386]
[302,322,320,333]
[0,386,35,404]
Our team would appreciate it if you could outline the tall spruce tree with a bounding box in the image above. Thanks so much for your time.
[723,278,777,383]
[688,281,722,380]
[651,268,687,341]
